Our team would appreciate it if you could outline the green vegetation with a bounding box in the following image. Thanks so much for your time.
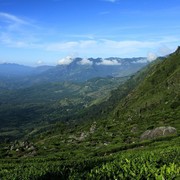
[88,147,180,180]
[0,137,179,179]
[0,48,180,179]
[0,76,127,141]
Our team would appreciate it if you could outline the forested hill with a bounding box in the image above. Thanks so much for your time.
[27,47,180,151]
[0,48,179,179]
[110,45,180,140]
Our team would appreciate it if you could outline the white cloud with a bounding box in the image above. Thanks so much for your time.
[0,12,28,25]
[0,12,33,33]
[0,13,179,60]
[44,38,180,59]
[46,40,97,51]
[79,40,97,48]
[131,58,148,64]
[97,59,121,65]
[1,32,178,59]
[0,12,40,49]
[57,56,74,65]
[135,58,148,63]
[147,52,157,62]
[36,60,44,65]
[78,58,93,65]
[0,32,41,48]
[0,33,28,48]
[102,39,155,49]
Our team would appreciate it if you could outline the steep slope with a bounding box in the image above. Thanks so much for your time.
[81,47,179,146]
[112,47,180,137]
[92,47,180,147]
[31,47,179,155]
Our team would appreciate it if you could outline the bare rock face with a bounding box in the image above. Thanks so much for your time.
[140,126,177,140]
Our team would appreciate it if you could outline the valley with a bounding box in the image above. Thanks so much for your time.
[0,48,179,179]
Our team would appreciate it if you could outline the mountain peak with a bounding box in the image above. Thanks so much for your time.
[173,46,180,55]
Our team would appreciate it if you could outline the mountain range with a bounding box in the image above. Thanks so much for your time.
[0,57,148,89]
[0,48,179,179]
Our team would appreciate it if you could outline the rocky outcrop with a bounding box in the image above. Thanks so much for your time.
[68,122,97,142]
[140,126,177,140]
[8,140,37,157]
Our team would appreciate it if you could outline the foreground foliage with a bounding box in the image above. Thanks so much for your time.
[0,143,179,180]
[88,147,180,180]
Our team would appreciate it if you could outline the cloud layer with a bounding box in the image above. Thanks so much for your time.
[147,52,157,62]
[97,59,121,65]
[57,56,74,65]
[78,58,93,65]
[0,12,179,65]
[57,57,123,66]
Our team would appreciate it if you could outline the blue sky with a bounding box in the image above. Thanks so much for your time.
[0,0,180,66]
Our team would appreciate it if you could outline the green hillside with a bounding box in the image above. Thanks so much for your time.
[0,48,179,179]
[113,47,180,137]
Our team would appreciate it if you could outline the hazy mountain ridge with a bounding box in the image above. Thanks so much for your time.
[0,64,53,89]
[28,57,149,83]
[0,63,34,77]
[0,57,148,89]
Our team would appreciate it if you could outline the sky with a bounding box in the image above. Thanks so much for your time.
[0,0,180,66]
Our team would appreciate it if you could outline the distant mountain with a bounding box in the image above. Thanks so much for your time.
[0,63,53,77]
[0,64,53,89]
[27,57,149,84]
[0,63,34,77]
[0,57,148,89]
